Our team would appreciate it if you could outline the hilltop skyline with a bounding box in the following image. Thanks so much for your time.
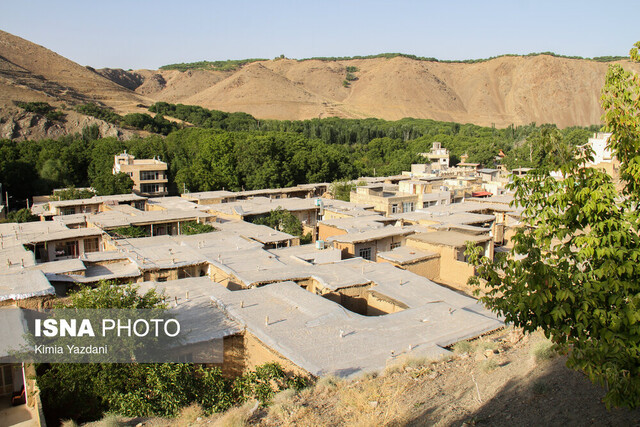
[1,0,639,69]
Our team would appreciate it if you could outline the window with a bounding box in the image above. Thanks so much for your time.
[140,170,162,181]
[61,208,76,216]
[390,242,401,250]
[55,241,78,258]
[84,238,99,253]
[391,204,399,214]
[423,200,438,208]
[402,202,414,212]
[141,183,162,194]
[358,247,372,260]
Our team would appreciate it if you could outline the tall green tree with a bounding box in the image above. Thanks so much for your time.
[467,42,640,409]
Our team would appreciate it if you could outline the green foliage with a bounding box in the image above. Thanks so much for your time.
[75,103,178,135]
[15,101,65,121]
[64,280,166,309]
[121,113,179,135]
[159,59,267,72]
[330,180,355,201]
[180,221,216,235]
[342,80,350,88]
[91,171,134,196]
[108,225,148,239]
[345,66,359,73]
[501,125,581,170]
[149,102,258,131]
[232,362,307,405]
[50,186,95,201]
[591,56,629,62]
[1,105,597,202]
[345,72,357,82]
[298,52,626,64]
[466,41,640,410]
[2,208,38,223]
[532,340,557,362]
[252,207,303,237]
[38,281,307,424]
[75,103,122,124]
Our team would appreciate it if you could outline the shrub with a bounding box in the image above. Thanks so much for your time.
[181,221,216,235]
[15,101,65,121]
[452,340,474,354]
[531,340,556,362]
[109,225,149,239]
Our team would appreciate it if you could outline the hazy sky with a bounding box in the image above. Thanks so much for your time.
[1,0,638,69]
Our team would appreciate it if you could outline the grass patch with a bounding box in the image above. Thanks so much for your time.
[479,358,499,372]
[532,339,556,362]
[453,340,474,354]
[531,379,551,396]
[214,399,258,427]
[477,340,498,352]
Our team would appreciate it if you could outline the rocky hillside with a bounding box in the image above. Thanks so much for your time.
[0,30,152,139]
[2,29,640,140]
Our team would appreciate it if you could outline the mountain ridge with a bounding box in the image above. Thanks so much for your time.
[1,29,639,140]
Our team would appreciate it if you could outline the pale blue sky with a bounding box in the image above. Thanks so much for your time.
[1,0,638,69]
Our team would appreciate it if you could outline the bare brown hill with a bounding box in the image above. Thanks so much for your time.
[0,30,150,112]
[2,29,640,137]
[107,55,640,128]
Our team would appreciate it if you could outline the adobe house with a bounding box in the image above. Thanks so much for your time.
[103,235,210,282]
[349,184,421,216]
[317,215,392,242]
[113,152,168,196]
[326,226,419,261]
[203,197,319,236]
[87,205,215,238]
[0,270,55,309]
[405,230,493,292]
[377,246,441,281]
[33,193,147,219]
[205,261,503,378]
[0,222,105,263]
[181,190,238,205]
[477,168,500,183]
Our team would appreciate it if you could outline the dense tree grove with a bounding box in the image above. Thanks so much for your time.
[0,104,597,207]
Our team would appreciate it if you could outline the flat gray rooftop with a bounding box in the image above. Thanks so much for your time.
[138,278,242,344]
[0,270,55,301]
[215,220,295,244]
[326,225,421,244]
[377,246,439,265]
[209,279,502,377]
[319,215,391,233]
[408,231,492,247]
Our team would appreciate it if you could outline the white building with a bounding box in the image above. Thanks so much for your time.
[587,132,613,165]
[421,142,450,169]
